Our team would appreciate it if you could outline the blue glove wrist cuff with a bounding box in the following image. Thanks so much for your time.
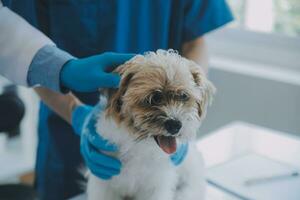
[72,105,93,135]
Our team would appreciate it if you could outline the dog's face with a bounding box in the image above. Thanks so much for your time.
[104,50,215,154]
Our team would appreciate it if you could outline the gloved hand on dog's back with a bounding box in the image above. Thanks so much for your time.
[72,104,121,180]
[71,104,188,179]
[170,143,188,166]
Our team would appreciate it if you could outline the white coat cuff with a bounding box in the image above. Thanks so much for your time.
[27,45,75,93]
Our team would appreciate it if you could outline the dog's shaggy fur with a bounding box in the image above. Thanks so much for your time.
[87,50,215,200]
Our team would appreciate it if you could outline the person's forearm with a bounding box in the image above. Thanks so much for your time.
[34,88,82,124]
[182,37,208,74]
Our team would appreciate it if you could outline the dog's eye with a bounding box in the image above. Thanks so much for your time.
[149,91,163,105]
[177,92,189,101]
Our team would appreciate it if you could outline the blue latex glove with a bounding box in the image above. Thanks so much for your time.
[170,143,189,166]
[72,104,121,180]
[61,52,134,92]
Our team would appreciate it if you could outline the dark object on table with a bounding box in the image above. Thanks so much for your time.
[0,85,25,137]
[0,184,36,200]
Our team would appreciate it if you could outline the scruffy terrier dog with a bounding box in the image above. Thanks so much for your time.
[88,50,215,200]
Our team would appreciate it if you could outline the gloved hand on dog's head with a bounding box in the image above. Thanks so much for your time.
[72,103,188,180]
[60,52,135,92]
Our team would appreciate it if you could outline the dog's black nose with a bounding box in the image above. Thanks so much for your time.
[164,119,182,135]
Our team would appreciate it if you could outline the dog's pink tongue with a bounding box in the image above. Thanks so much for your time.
[156,136,177,154]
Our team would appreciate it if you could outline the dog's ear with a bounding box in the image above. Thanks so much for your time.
[104,64,135,122]
[190,65,216,118]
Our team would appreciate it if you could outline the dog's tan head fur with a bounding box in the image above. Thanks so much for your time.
[102,50,215,154]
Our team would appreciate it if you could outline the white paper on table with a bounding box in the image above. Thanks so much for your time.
[207,153,300,200]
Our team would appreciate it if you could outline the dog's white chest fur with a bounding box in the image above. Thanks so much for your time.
[86,113,206,200]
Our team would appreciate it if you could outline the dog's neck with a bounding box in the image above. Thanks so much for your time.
[95,109,173,165]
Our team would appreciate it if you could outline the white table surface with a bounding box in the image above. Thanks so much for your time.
[68,121,300,200]
[197,121,300,168]
[199,121,300,200]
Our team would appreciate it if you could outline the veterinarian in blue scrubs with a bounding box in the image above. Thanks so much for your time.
[1,0,233,199]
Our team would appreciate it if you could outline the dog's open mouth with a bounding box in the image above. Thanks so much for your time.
[154,135,177,154]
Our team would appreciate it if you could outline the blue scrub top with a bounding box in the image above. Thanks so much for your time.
[4,0,233,56]
[4,0,233,199]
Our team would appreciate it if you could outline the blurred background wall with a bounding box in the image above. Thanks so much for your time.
[199,0,300,137]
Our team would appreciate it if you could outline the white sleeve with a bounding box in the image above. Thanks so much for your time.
[0,2,55,86]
